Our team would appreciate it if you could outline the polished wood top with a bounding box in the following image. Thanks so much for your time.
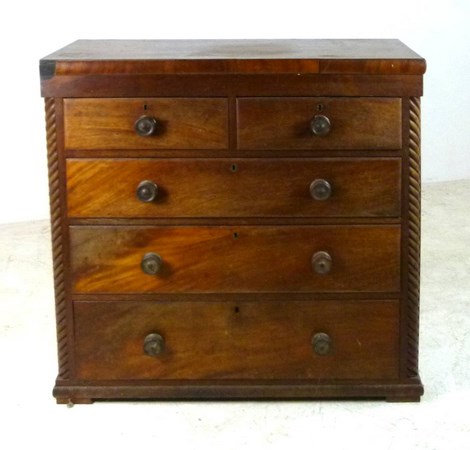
[40,39,426,77]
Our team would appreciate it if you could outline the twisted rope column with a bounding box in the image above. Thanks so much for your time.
[45,98,69,379]
[407,97,421,377]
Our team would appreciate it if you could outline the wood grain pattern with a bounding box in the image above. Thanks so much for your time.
[52,379,423,402]
[51,58,423,75]
[42,74,423,99]
[73,299,399,380]
[64,98,228,150]
[237,97,402,150]
[66,158,402,218]
[45,98,69,379]
[40,39,425,76]
[407,97,421,377]
[69,225,401,294]
[41,40,425,402]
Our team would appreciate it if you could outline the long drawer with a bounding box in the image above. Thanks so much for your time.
[64,98,229,150]
[74,299,400,380]
[66,158,401,218]
[237,97,402,150]
[69,225,401,293]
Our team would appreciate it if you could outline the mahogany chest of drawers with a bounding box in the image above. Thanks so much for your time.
[40,39,425,403]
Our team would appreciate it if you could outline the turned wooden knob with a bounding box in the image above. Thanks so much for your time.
[136,180,159,202]
[143,333,165,357]
[311,251,332,274]
[310,115,331,136]
[312,332,332,355]
[310,179,332,201]
[135,115,158,136]
[141,252,163,275]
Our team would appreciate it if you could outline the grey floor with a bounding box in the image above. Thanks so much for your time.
[1,180,469,449]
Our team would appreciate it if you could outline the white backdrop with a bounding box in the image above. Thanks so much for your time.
[0,0,468,224]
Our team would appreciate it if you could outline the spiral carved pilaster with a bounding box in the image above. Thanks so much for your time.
[45,98,69,379]
[407,97,421,377]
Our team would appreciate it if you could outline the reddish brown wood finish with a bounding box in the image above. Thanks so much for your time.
[53,380,423,403]
[64,98,228,150]
[52,58,423,76]
[40,40,425,98]
[41,39,425,403]
[73,299,399,380]
[69,225,400,294]
[66,158,401,218]
[237,97,402,150]
[41,39,426,76]
[42,74,423,99]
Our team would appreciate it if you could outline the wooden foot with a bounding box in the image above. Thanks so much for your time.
[386,396,421,403]
[56,397,94,406]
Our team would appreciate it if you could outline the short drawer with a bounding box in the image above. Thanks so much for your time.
[64,98,228,150]
[237,97,402,150]
[74,299,399,380]
[70,225,400,293]
[66,158,401,218]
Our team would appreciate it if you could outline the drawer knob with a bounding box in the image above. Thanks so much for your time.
[136,180,159,202]
[135,115,158,137]
[141,252,163,275]
[143,333,165,357]
[311,251,332,274]
[310,179,332,201]
[310,115,331,136]
[312,332,332,355]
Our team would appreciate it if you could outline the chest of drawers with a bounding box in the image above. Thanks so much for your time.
[40,39,425,403]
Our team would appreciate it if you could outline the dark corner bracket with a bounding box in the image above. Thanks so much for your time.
[40,60,56,80]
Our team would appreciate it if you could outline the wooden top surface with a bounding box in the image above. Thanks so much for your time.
[43,39,422,61]
[40,39,426,77]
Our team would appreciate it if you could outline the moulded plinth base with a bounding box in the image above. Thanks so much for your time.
[53,376,424,405]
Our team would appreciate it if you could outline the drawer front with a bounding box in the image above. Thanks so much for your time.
[74,300,399,380]
[237,97,402,150]
[64,98,228,150]
[66,158,401,218]
[70,225,400,293]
